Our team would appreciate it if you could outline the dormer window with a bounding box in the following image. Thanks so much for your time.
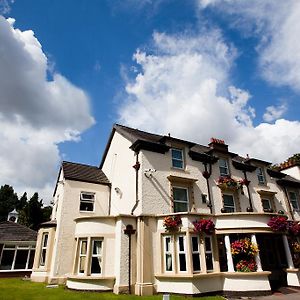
[219,158,229,176]
[171,149,184,169]
[80,192,95,212]
[256,167,266,184]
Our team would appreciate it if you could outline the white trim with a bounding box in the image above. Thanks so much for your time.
[171,148,184,169]
[176,235,187,273]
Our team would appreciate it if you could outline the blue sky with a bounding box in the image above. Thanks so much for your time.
[1,0,300,203]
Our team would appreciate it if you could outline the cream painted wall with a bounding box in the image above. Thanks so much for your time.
[282,166,300,180]
[139,146,291,217]
[44,169,110,280]
[102,132,138,215]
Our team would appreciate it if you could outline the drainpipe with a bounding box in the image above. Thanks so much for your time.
[283,186,295,220]
[131,152,140,215]
[124,224,136,294]
[243,171,253,212]
[202,162,213,214]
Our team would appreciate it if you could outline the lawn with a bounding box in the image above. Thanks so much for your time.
[0,278,225,300]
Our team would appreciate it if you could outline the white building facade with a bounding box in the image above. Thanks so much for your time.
[31,124,300,296]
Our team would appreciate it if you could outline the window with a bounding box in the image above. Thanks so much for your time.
[257,167,266,184]
[223,194,235,212]
[173,187,189,212]
[163,236,173,272]
[289,191,299,210]
[39,233,48,267]
[176,235,187,272]
[262,198,272,211]
[171,149,184,169]
[78,239,88,274]
[191,236,201,272]
[0,244,35,270]
[219,158,229,176]
[80,192,95,212]
[90,239,102,274]
[205,237,214,272]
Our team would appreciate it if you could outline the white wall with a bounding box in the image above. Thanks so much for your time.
[102,131,137,215]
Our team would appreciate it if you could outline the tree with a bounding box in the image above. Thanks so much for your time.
[0,185,18,221]
[16,192,28,211]
[26,192,44,230]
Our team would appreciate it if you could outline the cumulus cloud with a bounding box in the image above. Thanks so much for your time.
[263,103,287,123]
[119,31,300,163]
[0,17,95,203]
[198,0,300,92]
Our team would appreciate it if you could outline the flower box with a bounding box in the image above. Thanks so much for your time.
[163,215,182,232]
[193,219,215,235]
[217,176,241,191]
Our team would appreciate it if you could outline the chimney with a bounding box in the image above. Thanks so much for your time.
[208,138,228,153]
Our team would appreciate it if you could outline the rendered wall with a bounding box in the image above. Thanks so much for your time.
[102,131,138,215]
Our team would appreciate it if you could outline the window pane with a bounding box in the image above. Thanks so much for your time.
[93,241,102,255]
[174,202,188,213]
[166,254,172,271]
[206,253,213,271]
[81,193,94,200]
[0,250,14,270]
[178,236,184,251]
[40,249,46,266]
[165,237,171,252]
[223,195,234,206]
[43,234,48,247]
[172,159,183,169]
[192,237,198,252]
[14,250,28,270]
[172,149,183,160]
[257,168,265,183]
[81,241,87,255]
[262,199,271,210]
[205,237,212,251]
[173,188,188,201]
[28,251,35,269]
[192,254,201,271]
[219,159,229,175]
[289,192,299,209]
[91,257,101,274]
[179,254,186,271]
[79,257,86,273]
[80,201,94,211]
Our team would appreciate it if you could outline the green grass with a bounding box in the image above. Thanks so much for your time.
[0,278,224,300]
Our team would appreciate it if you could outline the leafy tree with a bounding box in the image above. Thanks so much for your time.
[26,192,44,230]
[0,185,18,221]
[16,192,28,211]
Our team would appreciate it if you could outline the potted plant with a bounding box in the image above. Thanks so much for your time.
[193,219,215,235]
[217,176,241,191]
[231,237,259,272]
[267,216,288,232]
[163,215,182,232]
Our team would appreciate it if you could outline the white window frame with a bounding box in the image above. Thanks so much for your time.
[90,239,103,275]
[163,235,174,272]
[176,235,187,273]
[204,236,214,272]
[0,244,35,271]
[78,238,88,275]
[39,233,49,267]
[289,191,300,211]
[219,158,230,176]
[173,186,189,213]
[191,235,201,272]
[171,148,184,169]
[223,194,235,213]
[257,167,266,184]
[261,198,272,211]
[80,192,95,212]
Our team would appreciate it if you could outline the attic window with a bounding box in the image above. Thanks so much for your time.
[80,192,95,212]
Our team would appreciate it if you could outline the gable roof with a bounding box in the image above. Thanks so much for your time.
[62,161,110,185]
[0,221,37,242]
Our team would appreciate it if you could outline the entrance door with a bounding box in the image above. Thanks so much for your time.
[256,234,288,291]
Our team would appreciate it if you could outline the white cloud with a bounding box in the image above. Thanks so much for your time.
[198,0,300,92]
[263,103,287,123]
[119,31,300,163]
[0,17,95,203]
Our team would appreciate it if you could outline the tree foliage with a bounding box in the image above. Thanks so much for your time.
[0,185,51,230]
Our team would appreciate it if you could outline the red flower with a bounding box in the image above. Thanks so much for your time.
[193,219,215,235]
[267,216,288,232]
[163,216,182,231]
